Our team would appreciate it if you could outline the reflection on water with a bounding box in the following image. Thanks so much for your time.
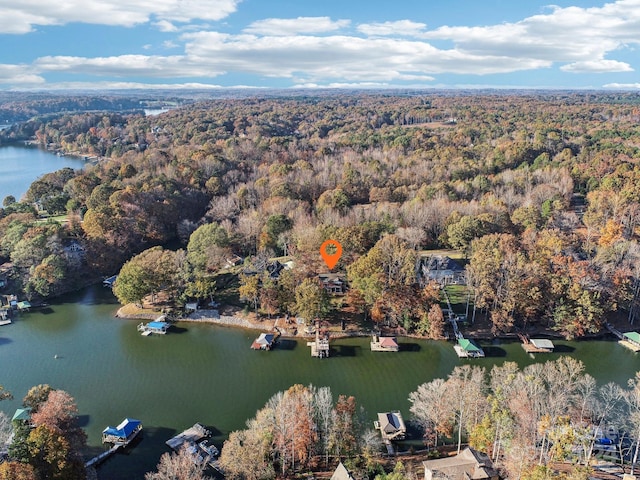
[0,285,639,479]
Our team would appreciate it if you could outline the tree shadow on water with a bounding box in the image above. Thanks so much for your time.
[276,339,297,350]
[553,344,575,353]
[399,342,421,352]
[332,345,357,357]
[482,346,507,357]
[0,337,12,346]
[77,415,90,428]
[169,326,188,334]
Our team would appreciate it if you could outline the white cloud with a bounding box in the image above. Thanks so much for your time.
[0,0,241,33]
[357,20,427,37]
[0,64,44,85]
[154,20,179,32]
[603,82,640,89]
[7,0,640,88]
[244,17,350,36]
[11,81,227,91]
[421,0,640,72]
[163,41,179,49]
[34,54,225,78]
[561,60,633,73]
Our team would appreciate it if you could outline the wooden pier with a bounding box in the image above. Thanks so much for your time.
[307,322,330,358]
[606,324,640,352]
[85,444,120,468]
[519,335,555,353]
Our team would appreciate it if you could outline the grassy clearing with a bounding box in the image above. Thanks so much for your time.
[442,284,472,317]
[36,214,68,224]
[418,248,465,260]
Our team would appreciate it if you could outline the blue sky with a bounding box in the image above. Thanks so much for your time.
[0,0,639,90]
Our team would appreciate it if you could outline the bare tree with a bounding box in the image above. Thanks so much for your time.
[145,447,210,480]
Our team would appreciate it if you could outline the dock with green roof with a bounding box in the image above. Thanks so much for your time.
[621,331,640,352]
[454,337,485,358]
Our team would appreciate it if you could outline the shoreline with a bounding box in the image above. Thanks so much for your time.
[115,305,620,344]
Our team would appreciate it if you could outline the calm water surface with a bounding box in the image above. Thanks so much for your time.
[0,145,85,200]
[1,286,640,479]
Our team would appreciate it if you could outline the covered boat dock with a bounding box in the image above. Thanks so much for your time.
[102,418,143,445]
[454,338,485,358]
[522,338,555,353]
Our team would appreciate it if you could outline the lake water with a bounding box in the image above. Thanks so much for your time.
[1,145,640,479]
[0,145,85,201]
[1,285,640,479]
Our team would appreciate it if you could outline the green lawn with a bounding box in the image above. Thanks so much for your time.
[442,284,472,318]
[36,214,68,224]
[418,248,464,260]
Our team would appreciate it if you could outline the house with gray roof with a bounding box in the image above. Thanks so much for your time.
[423,447,499,480]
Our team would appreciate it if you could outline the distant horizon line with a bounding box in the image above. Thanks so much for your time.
[1,85,639,96]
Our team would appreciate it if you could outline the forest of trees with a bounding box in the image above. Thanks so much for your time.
[1,92,640,337]
[0,385,86,480]
[197,359,640,480]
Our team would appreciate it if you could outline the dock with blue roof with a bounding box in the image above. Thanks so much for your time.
[137,315,171,336]
[102,418,143,445]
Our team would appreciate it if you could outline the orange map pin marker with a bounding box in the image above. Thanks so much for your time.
[320,239,342,270]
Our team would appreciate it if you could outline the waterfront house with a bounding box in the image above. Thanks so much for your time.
[319,273,347,295]
[331,462,356,480]
[102,418,143,445]
[423,447,499,480]
[251,333,276,350]
[12,408,32,424]
[374,411,406,441]
[420,255,466,286]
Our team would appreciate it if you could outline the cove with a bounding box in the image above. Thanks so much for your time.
[1,285,640,479]
[0,145,85,201]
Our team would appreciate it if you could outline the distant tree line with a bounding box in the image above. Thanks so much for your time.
[1,93,640,335]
